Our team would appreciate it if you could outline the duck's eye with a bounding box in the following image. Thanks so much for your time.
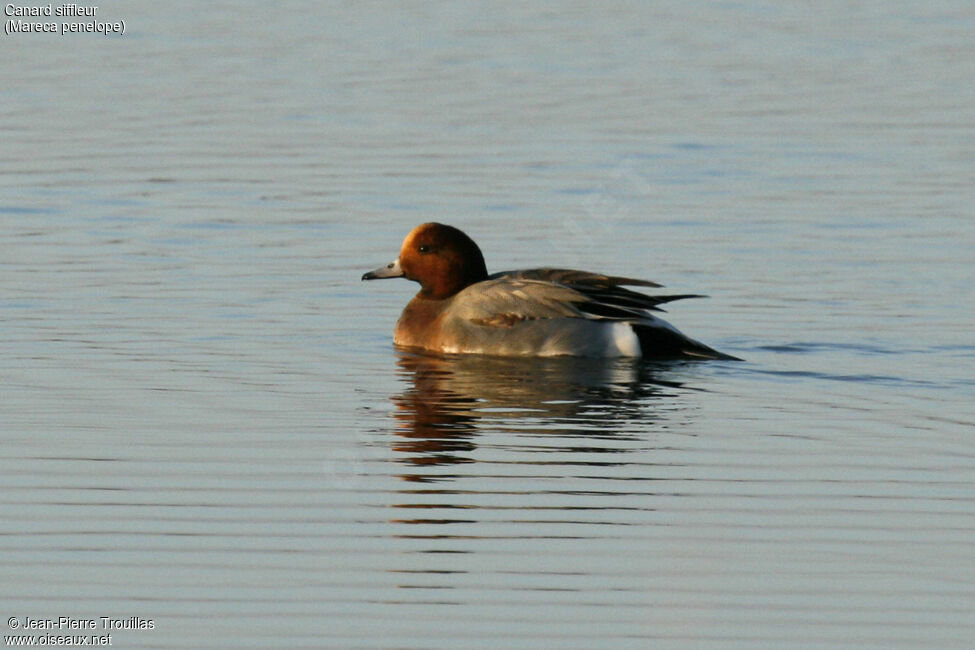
[418,244,432,254]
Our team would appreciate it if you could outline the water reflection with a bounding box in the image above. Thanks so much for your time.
[391,351,690,471]
[385,351,701,594]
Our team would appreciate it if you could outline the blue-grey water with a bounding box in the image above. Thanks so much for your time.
[2,2,974,648]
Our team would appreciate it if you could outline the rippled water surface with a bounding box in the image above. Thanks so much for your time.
[3,2,974,648]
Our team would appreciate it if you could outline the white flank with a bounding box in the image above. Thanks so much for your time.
[608,322,642,357]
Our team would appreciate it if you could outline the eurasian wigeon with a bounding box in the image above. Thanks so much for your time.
[363,223,741,360]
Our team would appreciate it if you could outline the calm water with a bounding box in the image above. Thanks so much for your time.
[3,2,975,648]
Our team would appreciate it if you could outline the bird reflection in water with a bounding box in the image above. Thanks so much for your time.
[386,352,700,581]
[390,350,689,475]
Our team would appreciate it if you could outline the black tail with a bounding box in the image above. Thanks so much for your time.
[633,324,742,361]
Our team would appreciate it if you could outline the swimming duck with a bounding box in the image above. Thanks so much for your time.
[363,222,740,360]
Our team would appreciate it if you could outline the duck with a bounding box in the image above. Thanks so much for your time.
[362,222,740,360]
